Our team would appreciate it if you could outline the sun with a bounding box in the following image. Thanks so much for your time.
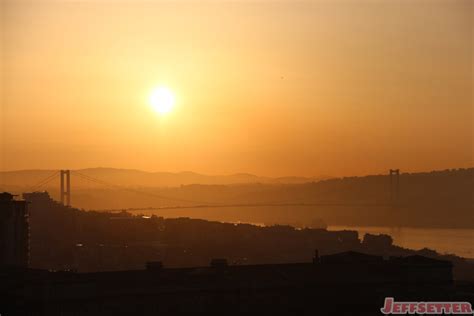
[149,86,175,114]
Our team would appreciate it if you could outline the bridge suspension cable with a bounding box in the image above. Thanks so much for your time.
[29,171,60,192]
[71,170,221,205]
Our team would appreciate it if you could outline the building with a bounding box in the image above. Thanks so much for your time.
[22,191,53,204]
[0,192,29,268]
[0,251,459,315]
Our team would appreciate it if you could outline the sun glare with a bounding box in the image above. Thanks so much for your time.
[149,87,175,114]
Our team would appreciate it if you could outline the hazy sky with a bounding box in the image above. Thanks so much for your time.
[1,0,472,177]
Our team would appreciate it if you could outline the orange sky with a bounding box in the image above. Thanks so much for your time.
[1,0,472,177]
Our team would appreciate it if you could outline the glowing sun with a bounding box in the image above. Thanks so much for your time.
[149,86,175,114]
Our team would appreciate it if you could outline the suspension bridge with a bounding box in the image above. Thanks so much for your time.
[26,169,401,211]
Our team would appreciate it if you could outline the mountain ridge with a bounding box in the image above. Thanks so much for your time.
[0,167,325,188]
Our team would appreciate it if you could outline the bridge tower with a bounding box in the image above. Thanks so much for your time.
[60,170,71,206]
[389,169,400,205]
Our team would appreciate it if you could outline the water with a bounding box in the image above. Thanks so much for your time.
[328,226,474,259]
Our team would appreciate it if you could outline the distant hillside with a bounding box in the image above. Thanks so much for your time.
[0,167,322,189]
[1,168,472,228]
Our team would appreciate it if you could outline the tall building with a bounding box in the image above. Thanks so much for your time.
[0,192,29,268]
